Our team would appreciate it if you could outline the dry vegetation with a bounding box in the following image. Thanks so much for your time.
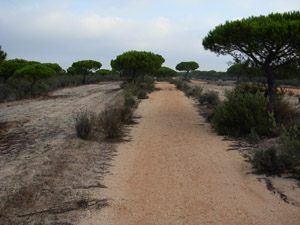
[0,82,126,224]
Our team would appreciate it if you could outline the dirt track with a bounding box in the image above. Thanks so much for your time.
[82,82,300,224]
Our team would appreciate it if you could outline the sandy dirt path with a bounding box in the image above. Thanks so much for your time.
[81,82,300,225]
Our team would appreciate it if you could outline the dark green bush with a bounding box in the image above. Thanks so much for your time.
[199,91,220,106]
[247,128,261,144]
[97,108,123,138]
[139,75,155,92]
[211,84,274,137]
[251,147,285,175]
[120,106,134,124]
[124,95,136,107]
[75,111,95,139]
[280,125,300,170]
[138,90,148,99]
[120,82,140,96]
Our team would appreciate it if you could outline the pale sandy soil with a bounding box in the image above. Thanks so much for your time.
[80,82,300,225]
[0,82,123,224]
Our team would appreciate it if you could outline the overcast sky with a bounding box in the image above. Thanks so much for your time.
[0,0,299,71]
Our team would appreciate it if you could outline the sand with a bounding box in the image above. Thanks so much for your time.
[80,82,300,225]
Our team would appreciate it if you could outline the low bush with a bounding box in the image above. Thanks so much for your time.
[273,99,299,127]
[251,147,285,175]
[97,108,123,138]
[199,91,220,106]
[187,86,203,98]
[251,125,300,175]
[75,111,95,139]
[120,106,134,124]
[171,79,185,90]
[124,95,136,107]
[248,128,261,144]
[138,90,148,99]
[211,84,274,137]
[280,125,300,171]
[139,75,155,92]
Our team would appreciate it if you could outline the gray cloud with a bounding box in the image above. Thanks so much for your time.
[0,0,299,71]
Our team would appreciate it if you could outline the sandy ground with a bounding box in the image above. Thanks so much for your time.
[0,82,123,224]
[80,82,300,225]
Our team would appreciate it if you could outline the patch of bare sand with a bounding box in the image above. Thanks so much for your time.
[81,82,300,225]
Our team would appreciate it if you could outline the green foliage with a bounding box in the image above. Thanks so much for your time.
[42,63,64,75]
[175,61,199,80]
[124,95,136,107]
[247,128,261,144]
[170,79,185,90]
[95,69,119,76]
[0,59,30,83]
[156,67,177,79]
[203,11,300,108]
[251,124,300,175]
[211,84,274,137]
[119,106,134,124]
[226,63,249,82]
[137,75,155,92]
[97,108,123,138]
[14,64,56,96]
[280,125,300,170]
[199,91,220,106]
[111,50,165,83]
[138,90,148,99]
[75,111,96,139]
[251,147,285,175]
[186,86,203,98]
[68,60,102,84]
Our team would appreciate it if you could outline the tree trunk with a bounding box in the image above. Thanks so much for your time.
[132,71,137,84]
[30,80,36,98]
[265,69,276,110]
[83,73,86,85]
[184,70,190,80]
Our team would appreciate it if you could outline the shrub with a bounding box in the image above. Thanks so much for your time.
[124,95,136,107]
[75,111,95,139]
[273,98,298,126]
[251,147,285,175]
[189,86,203,98]
[120,106,134,124]
[171,79,185,90]
[182,83,192,94]
[280,125,300,170]
[199,91,220,106]
[139,75,155,92]
[248,128,261,144]
[97,108,123,138]
[211,84,274,137]
[121,82,139,96]
[138,90,148,99]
